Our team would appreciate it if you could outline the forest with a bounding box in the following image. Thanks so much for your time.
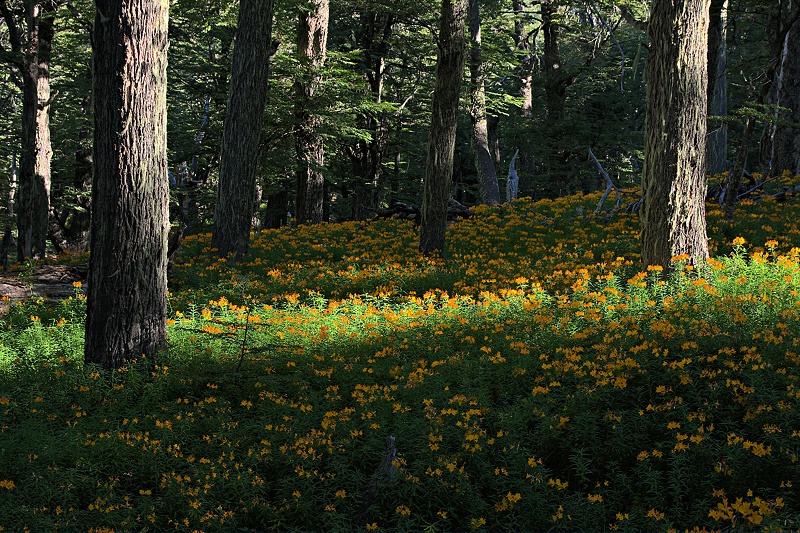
[1,0,800,531]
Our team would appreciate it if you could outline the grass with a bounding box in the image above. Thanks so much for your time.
[1,185,800,532]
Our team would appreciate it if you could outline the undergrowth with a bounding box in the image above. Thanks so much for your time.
[1,191,799,532]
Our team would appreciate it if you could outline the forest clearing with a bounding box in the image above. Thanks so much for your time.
[1,190,799,532]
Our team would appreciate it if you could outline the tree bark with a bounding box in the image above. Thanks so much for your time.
[17,1,54,261]
[419,0,468,257]
[294,0,329,225]
[512,0,533,115]
[705,0,728,175]
[85,0,170,369]
[468,0,500,205]
[211,0,275,258]
[771,11,800,175]
[542,0,567,123]
[641,0,711,269]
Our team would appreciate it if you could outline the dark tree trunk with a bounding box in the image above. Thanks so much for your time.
[265,188,289,229]
[641,0,710,269]
[212,0,275,258]
[760,3,800,174]
[468,0,500,205]
[17,2,54,261]
[542,0,567,123]
[419,0,468,256]
[85,0,170,369]
[706,0,728,175]
[724,115,756,219]
[771,14,800,175]
[347,12,394,220]
[512,0,533,115]
[294,0,329,225]
[727,4,798,218]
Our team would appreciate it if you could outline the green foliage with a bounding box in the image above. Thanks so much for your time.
[2,191,800,531]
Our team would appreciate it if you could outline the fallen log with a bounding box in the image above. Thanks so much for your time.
[0,264,87,314]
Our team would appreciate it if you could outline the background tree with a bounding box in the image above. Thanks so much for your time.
[0,0,56,261]
[467,0,500,204]
[211,0,275,258]
[706,0,728,175]
[84,0,169,368]
[640,0,710,269]
[769,10,800,175]
[294,0,330,224]
[419,0,468,256]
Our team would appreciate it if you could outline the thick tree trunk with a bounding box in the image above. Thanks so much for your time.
[641,0,710,269]
[212,0,275,258]
[85,0,170,369]
[294,0,329,225]
[706,0,728,175]
[468,0,500,205]
[419,0,468,256]
[542,0,567,123]
[17,3,54,261]
[771,13,800,175]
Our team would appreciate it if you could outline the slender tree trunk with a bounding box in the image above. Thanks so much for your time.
[724,115,756,219]
[468,0,500,205]
[17,2,54,261]
[294,0,329,225]
[347,12,394,220]
[641,0,711,269]
[771,11,800,175]
[512,0,533,115]
[85,0,170,369]
[726,4,798,218]
[706,0,728,175]
[759,2,800,174]
[212,0,275,258]
[419,0,468,256]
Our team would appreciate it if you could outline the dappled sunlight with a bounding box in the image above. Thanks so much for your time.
[1,190,800,531]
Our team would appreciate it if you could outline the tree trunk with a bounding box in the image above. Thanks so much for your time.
[419,0,468,256]
[641,0,710,269]
[347,12,394,220]
[771,11,800,175]
[512,0,533,115]
[468,0,500,205]
[85,0,170,369]
[724,115,756,219]
[542,0,567,123]
[212,0,275,258]
[294,0,329,225]
[705,0,728,175]
[759,2,800,174]
[17,2,54,261]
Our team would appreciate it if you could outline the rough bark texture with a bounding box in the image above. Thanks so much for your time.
[641,0,710,269]
[17,2,54,261]
[419,0,468,256]
[706,0,728,175]
[212,0,275,258]
[468,0,500,205]
[294,0,329,225]
[85,0,170,369]
[772,13,800,175]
